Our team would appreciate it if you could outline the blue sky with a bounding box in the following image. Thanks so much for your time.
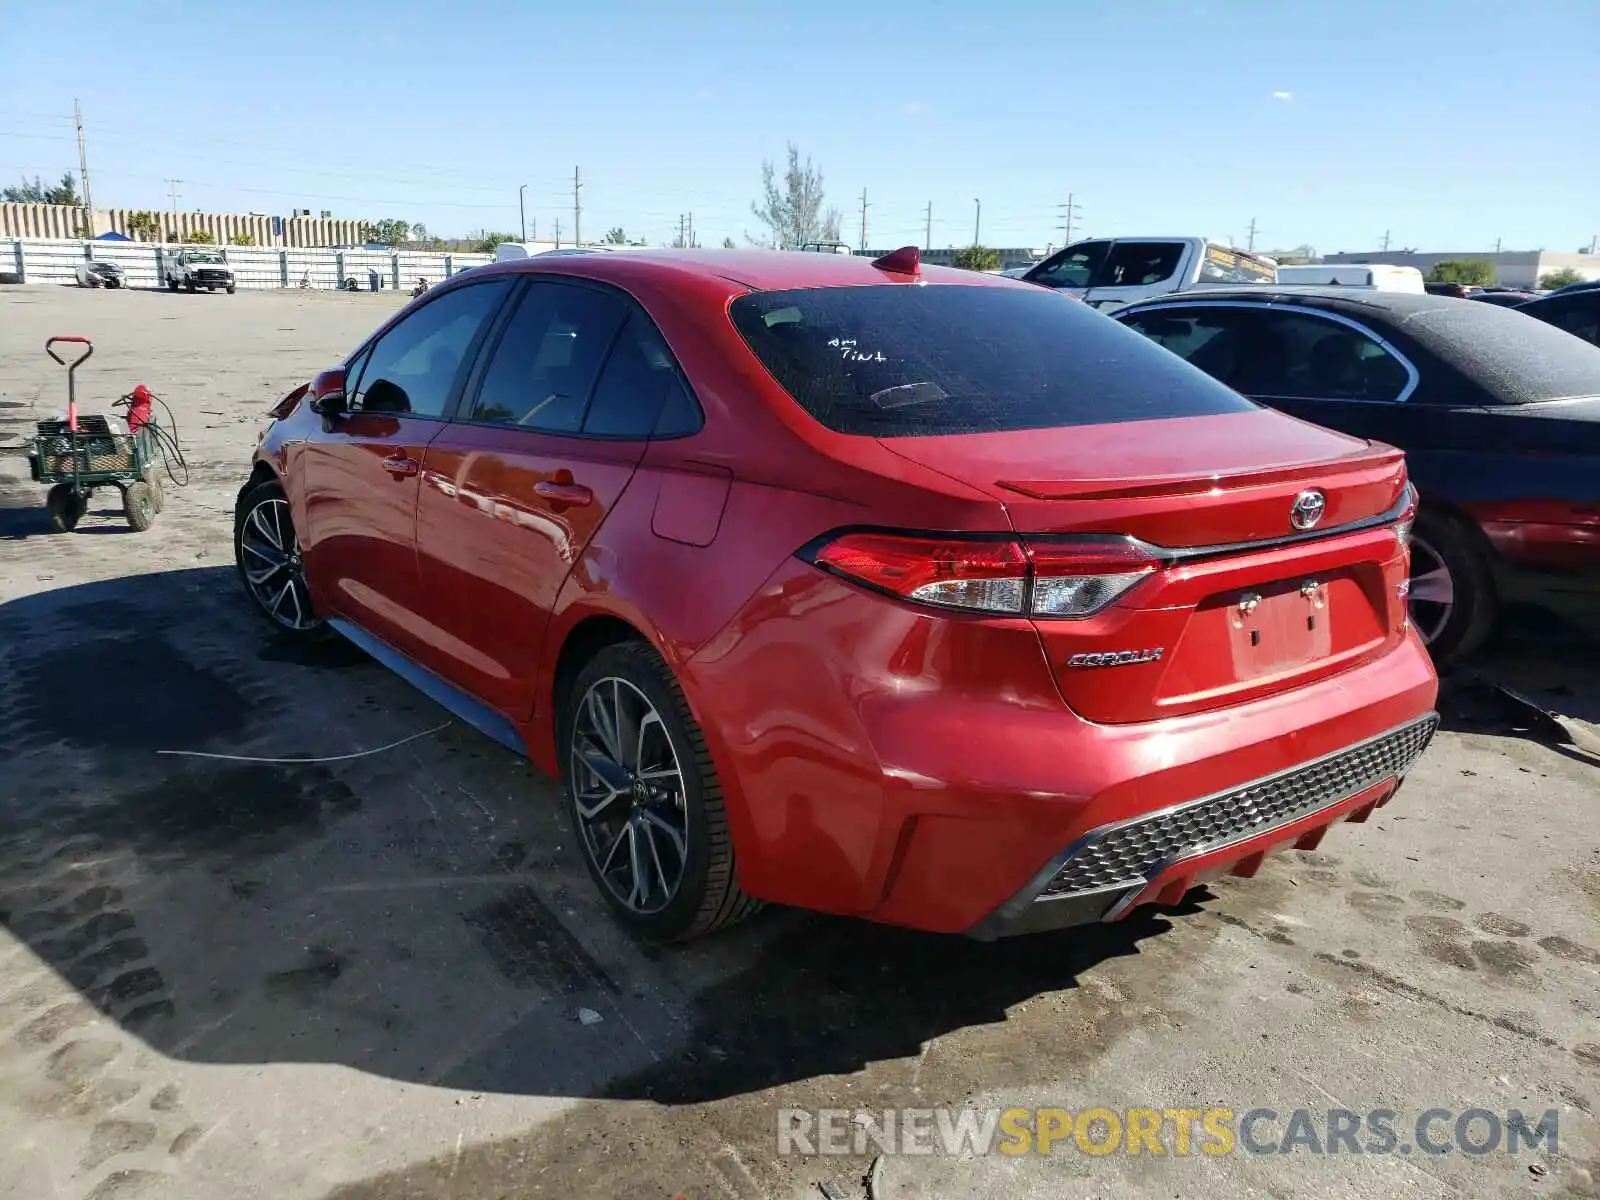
[3,0,1596,253]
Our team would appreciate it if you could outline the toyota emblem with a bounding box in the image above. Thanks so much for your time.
[1290,489,1326,531]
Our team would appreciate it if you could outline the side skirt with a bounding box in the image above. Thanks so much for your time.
[328,618,527,756]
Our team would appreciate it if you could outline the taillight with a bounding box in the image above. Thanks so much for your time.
[804,532,1159,618]
[1397,483,1418,547]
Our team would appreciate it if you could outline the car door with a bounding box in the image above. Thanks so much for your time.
[299,279,512,656]
[1019,240,1112,299]
[413,279,698,716]
[1080,239,1190,312]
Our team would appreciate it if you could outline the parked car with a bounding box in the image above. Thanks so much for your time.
[1114,288,1600,662]
[74,259,125,289]
[237,250,1437,941]
[1423,282,1482,298]
[1016,236,1277,311]
[165,248,235,294]
[1517,288,1600,348]
[1470,289,1539,307]
[1546,279,1600,297]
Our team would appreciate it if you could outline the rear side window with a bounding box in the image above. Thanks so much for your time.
[1094,241,1185,288]
[729,285,1257,437]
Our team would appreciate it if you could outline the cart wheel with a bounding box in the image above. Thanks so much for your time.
[124,481,157,532]
[143,467,165,513]
[46,484,85,533]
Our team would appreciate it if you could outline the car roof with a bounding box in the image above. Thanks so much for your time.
[468,247,1022,293]
[1121,286,1600,406]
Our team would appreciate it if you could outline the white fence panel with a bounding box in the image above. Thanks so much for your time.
[2,239,502,291]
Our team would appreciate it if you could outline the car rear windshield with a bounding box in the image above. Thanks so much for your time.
[728,284,1257,436]
[1399,301,1600,404]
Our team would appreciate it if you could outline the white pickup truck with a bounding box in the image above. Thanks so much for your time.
[1011,237,1276,312]
[164,248,236,294]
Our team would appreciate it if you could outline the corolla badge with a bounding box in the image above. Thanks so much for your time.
[1067,648,1165,668]
[1290,489,1327,531]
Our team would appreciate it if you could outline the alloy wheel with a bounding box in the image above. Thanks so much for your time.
[569,676,689,916]
[1407,533,1455,646]
[239,497,318,631]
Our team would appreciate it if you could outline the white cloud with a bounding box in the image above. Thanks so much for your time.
[1271,90,1295,101]
[694,87,714,100]
[900,100,927,116]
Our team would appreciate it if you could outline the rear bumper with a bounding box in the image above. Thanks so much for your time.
[684,564,1440,935]
[967,714,1435,939]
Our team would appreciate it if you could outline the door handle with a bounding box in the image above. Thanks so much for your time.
[533,480,593,508]
[383,455,420,478]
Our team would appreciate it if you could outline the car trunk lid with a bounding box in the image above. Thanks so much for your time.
[879,411,1414,723]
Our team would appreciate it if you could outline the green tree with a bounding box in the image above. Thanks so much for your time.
[365,218,412,246]
[231,232,256,246]
[1539,268,1587,290]
[750,142,841,249]
[187,229,216,244]
[2,171,80,204]
[951,245,1002,272]
[1428,259,1495,286]
[602,227,628,245]
[124,211,161,241]
[722,236,737,249]
[470,230,517,253]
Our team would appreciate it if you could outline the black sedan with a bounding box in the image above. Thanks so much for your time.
[1518,288,1600,349]
[1114,288,1600,663]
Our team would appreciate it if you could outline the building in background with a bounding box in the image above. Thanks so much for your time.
[1323,249,1600,289]
[0,203,366,247]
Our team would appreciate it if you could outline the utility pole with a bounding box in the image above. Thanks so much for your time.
[572,166,581,248]
[973,198,981,246]
[519,184,527,243]
[74,98,94,237]
[1056,194,1081,244]
[858,187,869,252]
[1380,229,1392,252]
[688,211,695,247]
[1494,237,1502,254]
[1246,217,1259,251]
[165,179,183,241]
[924,201,932,251]
[676,214,686,248]
[554,217,561,249]
[1589,234,1598,255]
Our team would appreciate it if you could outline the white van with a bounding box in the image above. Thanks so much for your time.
[1274,263,1425,293]
[493,242,614,262]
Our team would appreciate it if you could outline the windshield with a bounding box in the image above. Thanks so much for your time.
[728,284,1256,436]
[1199,244,1277,284]
[189,251,224,263]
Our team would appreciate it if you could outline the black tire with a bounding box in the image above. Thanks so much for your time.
[45,484,85,533]
[226,284,236,294]
[185,278,196,294]
[123,481,157,531]
[143,467,165,513]
[1409,509,1496,666]
[234,477,332,640]
[561,640,760,941]
[166,274,178,292]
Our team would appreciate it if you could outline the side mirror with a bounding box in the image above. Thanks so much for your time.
[308,368,347,418]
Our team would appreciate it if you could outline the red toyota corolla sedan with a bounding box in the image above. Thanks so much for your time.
[236,247,1438,941]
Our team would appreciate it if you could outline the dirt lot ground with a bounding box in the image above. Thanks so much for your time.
[1,284,1597,1200]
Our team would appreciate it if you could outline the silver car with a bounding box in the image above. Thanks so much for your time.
[74,260,126,288]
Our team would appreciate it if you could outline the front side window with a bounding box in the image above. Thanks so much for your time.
[1094,241,1186,288]
[729,284,1257,437]
[468,282,628,431]
[1024,241,1110,289]
[350,280,511,417]
[1119,309,1245,382]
